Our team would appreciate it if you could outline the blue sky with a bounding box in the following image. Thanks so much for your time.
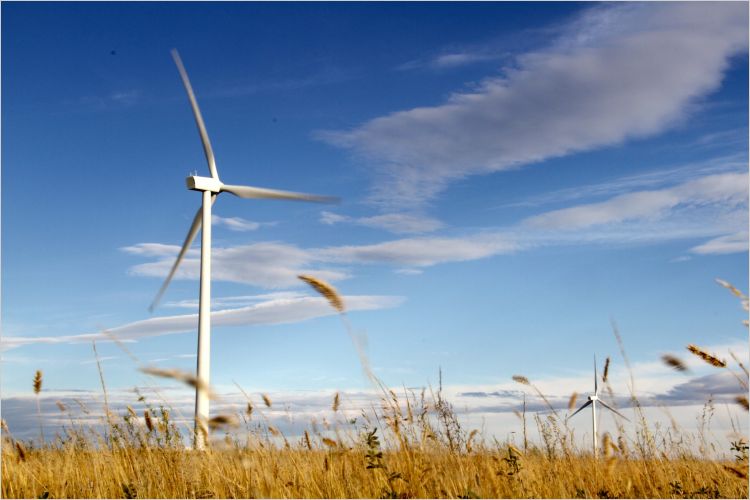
[2,2,748,446]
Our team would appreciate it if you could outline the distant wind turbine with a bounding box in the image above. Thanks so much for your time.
[152,49,338,449]
[567,356,629,458]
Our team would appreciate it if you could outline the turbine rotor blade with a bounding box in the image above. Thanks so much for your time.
[149,195,217,312]
[221,183,339,204]
[597,400,630,422]
[171,49,219,180]
[567,400,592,421]
[594,355,599,396]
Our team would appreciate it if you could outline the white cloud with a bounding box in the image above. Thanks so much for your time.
[690,232,749,255]
[433,52,503,68]
[319,3,748,207]
[124,170,746,283]
[523,172,748,230]
[320,211,444,234]
[394,268,423,276]
[164,292,306,309]
[319,233,519,267]
[1,295,405,351]
[212,215,262,232]
[125,242,349,288]
[498,154,748,210]
[320,211,349,225]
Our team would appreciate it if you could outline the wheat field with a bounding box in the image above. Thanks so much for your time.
[2,278,748,498]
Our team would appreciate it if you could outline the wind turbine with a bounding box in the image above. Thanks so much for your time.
[152,49,337,449]
[567,356,629,458]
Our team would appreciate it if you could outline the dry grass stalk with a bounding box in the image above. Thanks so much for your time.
[662,354,688,372]
[139,366,218,399]
[724,465,748,479]
[144,409,154,432]
[568,392,578,412]
[298,274,345,313]
[512,375,530,385]
[321,437,337,448]
[332,392,340,412]
[686,344,726,368]
[268,426,281,437]
[1,419,9,433]
[126,405,137,418]
[15,442,27,462]
[303,430,312,450]
[33,370,44,443]
[715,278,746,299]
[262,394,272,408]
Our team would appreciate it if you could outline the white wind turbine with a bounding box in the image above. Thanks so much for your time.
[152,49,337,449]
[567,356,629,458]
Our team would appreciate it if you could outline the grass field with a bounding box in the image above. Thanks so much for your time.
[3,366,748,499]
[2,279,748,498]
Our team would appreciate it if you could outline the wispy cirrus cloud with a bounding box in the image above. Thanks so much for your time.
[122,168,747,286]
[522,172,748,231]
[1,294,405,351]
[319,234,518,267]
[320,211,444,234]
[398,51,507,71]
[497,154,748,210]
[123,242,348,288]
[319,2,748,208]
[212,215,275,232]
[690,232,749,255]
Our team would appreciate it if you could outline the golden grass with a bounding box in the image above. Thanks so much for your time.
[298,274,345,313]
[3,444,747,498]
[3,278,748,498]
[687,344,727,368]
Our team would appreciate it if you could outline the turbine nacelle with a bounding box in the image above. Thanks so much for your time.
[187,175,222,193]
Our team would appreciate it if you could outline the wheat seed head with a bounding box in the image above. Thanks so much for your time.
[686,344,726,368]
[736,395,749,411]
[602,357,611,383]
[208,415,239,430]
[15,442,27,462]
[33,370,43,395]
[568,392,578,411]
[298,274,345,313]
[662,354,688,372]
[332,392,340,412]
[144,409,154,432]
[262,394,272,408]
[140,366,218,399]
[512,375,530,385]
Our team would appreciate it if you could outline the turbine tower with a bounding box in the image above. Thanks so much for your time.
[153,49,337,449]
[567,356,629,458]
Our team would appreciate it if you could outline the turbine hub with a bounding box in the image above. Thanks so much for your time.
[186,175,222,193]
